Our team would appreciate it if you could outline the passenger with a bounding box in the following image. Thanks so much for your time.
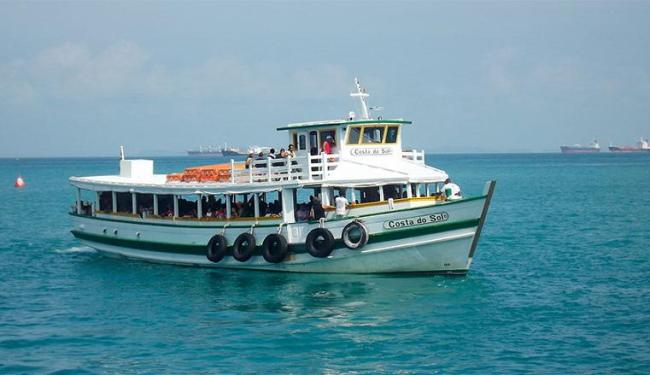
[244,153,254,169]
[334,194,349,218]
[268,148,276,159]
[296,204,310,221]
[442,178,462,200]
[272,148,286,167]
[272,199,281,215]
[322,135,333,154]
[256,152,265,160]
[311,195,325,220]
[287,144,296,157]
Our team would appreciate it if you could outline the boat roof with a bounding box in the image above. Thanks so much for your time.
[69,157,447,195]
[276,119,411,131]
[69,174,304,195]
[317,159,447,187]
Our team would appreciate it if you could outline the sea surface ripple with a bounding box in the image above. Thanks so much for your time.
[0,154,649,373]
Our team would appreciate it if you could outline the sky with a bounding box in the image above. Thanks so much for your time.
[0,1,649,157]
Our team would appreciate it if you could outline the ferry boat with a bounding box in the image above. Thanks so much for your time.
[560,140,600,154]
[608,138,650,153]
[69,79,496,274]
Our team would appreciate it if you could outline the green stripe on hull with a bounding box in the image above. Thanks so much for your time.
[71,219,479,257]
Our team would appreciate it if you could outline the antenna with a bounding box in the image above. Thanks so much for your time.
[350,78,370,119]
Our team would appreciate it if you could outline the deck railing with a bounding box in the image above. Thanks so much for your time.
[228,153,341,184]
[225,150,423,184]
[230,156,306,183]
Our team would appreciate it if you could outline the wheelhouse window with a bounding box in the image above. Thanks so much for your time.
[385,126,399,143]
[362,126,385,144]
[347,126,361,145]
[346,124,400,145]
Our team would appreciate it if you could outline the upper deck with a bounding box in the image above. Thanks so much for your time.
[69,148,446,195]
[69,78,448,195]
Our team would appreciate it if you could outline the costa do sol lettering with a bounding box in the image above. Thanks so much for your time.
[383,212,449,230]
[350,147,393,156]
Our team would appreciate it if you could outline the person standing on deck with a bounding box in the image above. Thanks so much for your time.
[310,195,325,220]
[443,178,462,200]
[287,144,296,158]
[322,135,333,154]
[334,194,349,217]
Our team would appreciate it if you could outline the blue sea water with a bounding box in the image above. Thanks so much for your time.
[0,154,649,373]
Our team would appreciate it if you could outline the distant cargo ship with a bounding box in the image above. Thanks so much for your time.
[608,138,650,153]
[560,140,600,154]
[187,144,247,156]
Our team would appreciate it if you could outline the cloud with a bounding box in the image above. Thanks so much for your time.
[0,41,352,105]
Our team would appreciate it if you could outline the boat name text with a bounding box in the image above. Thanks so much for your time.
[384,212,449,230]
[350,147,393,156]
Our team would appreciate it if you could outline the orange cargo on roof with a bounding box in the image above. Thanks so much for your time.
[166,163,243,183]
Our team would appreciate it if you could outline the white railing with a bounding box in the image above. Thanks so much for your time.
[230,156,305,184]
[228,153,340,184]
[306,153,340,181]
[217,150,424,185]
[402,149,426,164]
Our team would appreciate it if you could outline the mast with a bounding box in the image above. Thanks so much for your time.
[350,78,370,119]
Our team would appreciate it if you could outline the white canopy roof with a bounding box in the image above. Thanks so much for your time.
[69,175,300,195]
[70,157,448,193]
[318,158,448,188]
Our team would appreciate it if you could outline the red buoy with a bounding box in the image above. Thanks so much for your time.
[14,175,25,188]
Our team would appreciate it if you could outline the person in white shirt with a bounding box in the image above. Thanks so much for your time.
[443,178,462,200]
[335,194,349,217]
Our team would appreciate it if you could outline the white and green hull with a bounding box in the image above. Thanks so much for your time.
[71,182,494,274]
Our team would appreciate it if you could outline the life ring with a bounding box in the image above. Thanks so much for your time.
[262,233,288,263]
[233,233,256,262]
[206,234,228,263]
[305,228,335,258]
[342,220,369,249]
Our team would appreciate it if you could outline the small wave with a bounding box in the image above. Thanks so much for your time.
[54,246,96,254]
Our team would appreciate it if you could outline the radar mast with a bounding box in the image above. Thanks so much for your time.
[350,78,370,119]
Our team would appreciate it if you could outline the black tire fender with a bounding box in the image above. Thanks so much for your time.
[233,233,256,262]
[262,233,288,263]
[206,234,228,263]
[305,228,335,258]
[341,220,369,250]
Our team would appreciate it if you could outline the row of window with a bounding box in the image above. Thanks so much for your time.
[290,124,401,152]
[347,125,399,145]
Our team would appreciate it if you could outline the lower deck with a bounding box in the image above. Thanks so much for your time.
[69,183,495,274]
